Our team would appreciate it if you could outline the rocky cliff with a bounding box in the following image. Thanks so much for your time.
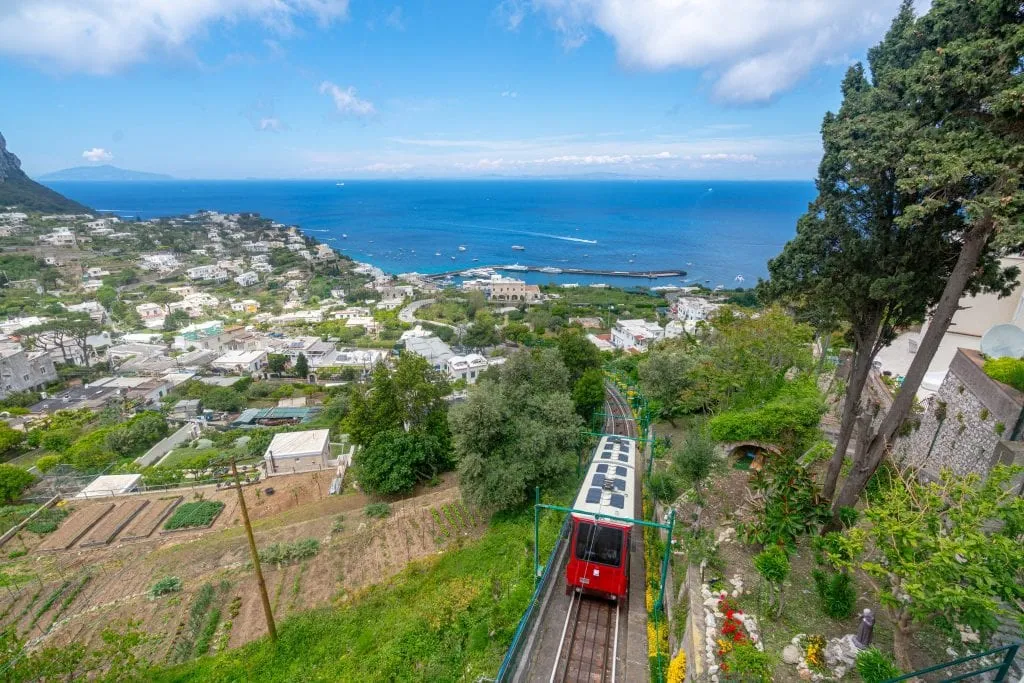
[0,131,90,213]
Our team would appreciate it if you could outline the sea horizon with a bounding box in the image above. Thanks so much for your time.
[44,179,815,290]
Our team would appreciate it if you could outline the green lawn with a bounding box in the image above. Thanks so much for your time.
[150,507,565,682]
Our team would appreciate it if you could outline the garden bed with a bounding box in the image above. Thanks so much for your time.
[161,500,225,533]
[36,503,114,552]
[79,499,149,547]
[120,497,182,540]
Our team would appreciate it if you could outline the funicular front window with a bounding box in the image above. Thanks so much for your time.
[574,521,623,566]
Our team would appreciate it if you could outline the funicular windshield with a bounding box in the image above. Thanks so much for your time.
[574,521,623,566]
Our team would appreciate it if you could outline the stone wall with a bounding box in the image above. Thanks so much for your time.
[893,349,1024,479]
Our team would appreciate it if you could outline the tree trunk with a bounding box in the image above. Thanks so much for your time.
[831,220,995,517]
[823,324,880,499]
[892,611,915,672]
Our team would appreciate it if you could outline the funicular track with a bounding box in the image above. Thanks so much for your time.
[546,383,635,683]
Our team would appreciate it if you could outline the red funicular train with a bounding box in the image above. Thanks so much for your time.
[565,435,637,601]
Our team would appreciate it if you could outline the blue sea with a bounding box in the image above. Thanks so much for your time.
[44,180,814,290]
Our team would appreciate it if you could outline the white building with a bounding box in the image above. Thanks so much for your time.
[38,227,77,247]
[136,302,166,320]
[230,299,260,313]
[447,354,489,384]
[211,349,268,375]
[234,271,259,287]
[264,429,331,476]
[611,319,664,352]
[167,293,220,319]
[66,301,107,323]
[0,344,58,399]
[186,265,229,282]
[402,334,453,372]
[672,296,723,334]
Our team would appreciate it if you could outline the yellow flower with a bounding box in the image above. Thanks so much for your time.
[667,651,686,683]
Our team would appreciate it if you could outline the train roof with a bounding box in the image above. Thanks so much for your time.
[571,435,637,522]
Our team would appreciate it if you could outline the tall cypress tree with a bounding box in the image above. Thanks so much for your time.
[829,0,1024,517]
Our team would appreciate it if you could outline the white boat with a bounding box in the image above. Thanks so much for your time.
[504,264,528,272]
[342,233,348,238]
[435,251,442,256]
[472,257,479,262]
[511,245,525,251]
[336,182,345,186]
[451,256,456,260]
[589,283,609,288]
[539,266,563,274]
[458,245,467,251]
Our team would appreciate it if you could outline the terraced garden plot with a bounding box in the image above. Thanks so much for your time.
[162,501,225,532]
[120,497,182,541]
[78,500,149,548]
[36,503,114,552]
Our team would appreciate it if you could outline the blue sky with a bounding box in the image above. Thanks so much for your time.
[0,0,921,180]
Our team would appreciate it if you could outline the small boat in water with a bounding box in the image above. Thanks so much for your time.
[511,245,525,251]
[458,245,467,251]
[435,251,442,256]
[342,233,348,238]
[505,264,528,272]
[539,266,563,274]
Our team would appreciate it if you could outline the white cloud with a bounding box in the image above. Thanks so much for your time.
[524,0,921,103]
[700,153,757,162]
[0,0,349,74]
[258,117,284,132]
[82,148,113,162]
[501,90,518,98]
[385,6,406,30]
[320,81,376,117]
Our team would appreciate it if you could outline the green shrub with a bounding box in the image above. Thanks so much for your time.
[647,471,680,504]
[983,356,1024,392]
[812,569,857,619]
[708,378,825,446]
[855,647,901,683]
[364,503,391,518]
[837,506,859,528]
[724,642,775,682]
[151,576,183,598]
[163,501,225,531]
[753,545,789,584]
[258,539,321,567]
[7,548,25,559]
[24,507,69,535]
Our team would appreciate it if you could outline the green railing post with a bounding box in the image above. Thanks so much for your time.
[533,486,541,587]
[655,509,675,614]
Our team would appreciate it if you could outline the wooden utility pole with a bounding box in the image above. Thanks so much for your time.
[231,459,277,642]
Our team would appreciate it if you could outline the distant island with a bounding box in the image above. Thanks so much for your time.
[37,164,174,182]
[0,131,91,213]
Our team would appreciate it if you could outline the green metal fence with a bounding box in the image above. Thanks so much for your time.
[884,641,1020,682]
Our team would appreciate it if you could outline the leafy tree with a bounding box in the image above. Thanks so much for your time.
[571,368,605,424]
[463,318,499,349]
[451,349,582,511]
[637,340,697,425]
[95,285,117,310]
[21,313,102,367]
[556,329,601,385]
[202,387,245,412]
[163,309,191,331]
[357,428,445,495]
[40,428,76,453]
[826,0,1024,519]
[671,427,717,501]
[761,2,1018,503]
[753,545,790,617]
[148,289,183,305]
[0,424,25,454]
[854,465,1024,669]
[347,355,452,487]
[0,465,34,503]
[502,321,533,345]
[267,353,288,374]
[294,352,309,379]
